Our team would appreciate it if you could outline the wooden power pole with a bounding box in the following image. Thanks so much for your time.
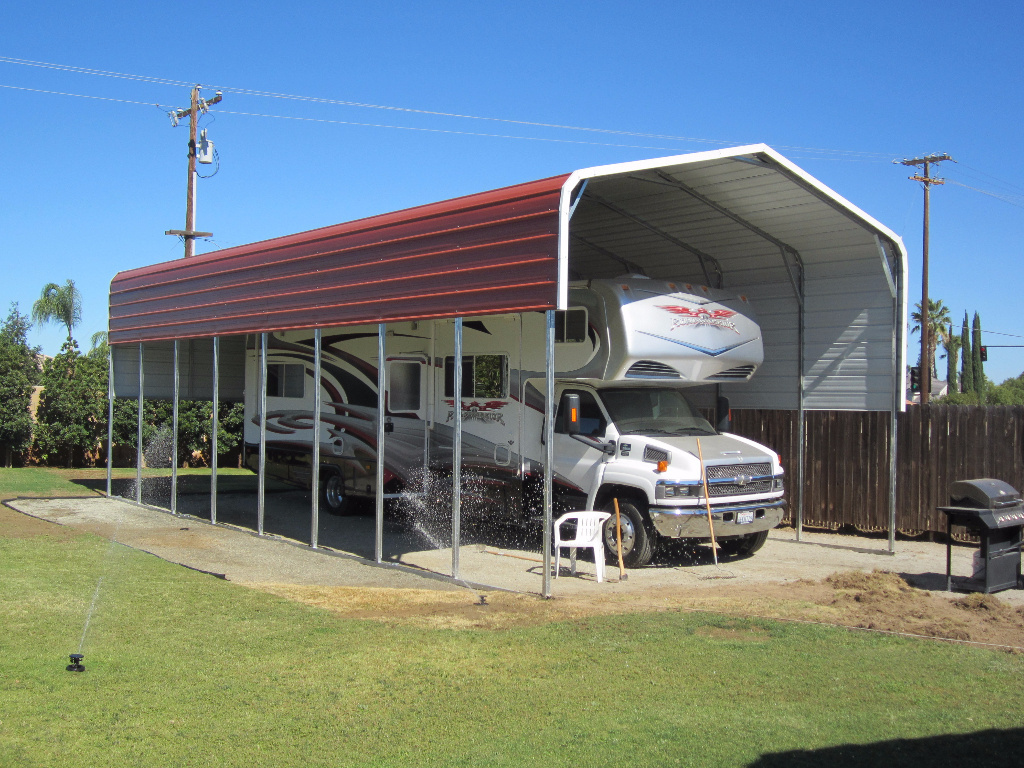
[897,153,953,404]
[166,85,222,258]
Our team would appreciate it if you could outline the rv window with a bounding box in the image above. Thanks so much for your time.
[444,355,508,399]
[555,308,587,343]
[266,363,305,398]
[389,361,421,412]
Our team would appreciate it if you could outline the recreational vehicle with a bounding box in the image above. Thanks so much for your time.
[243,275,785,566]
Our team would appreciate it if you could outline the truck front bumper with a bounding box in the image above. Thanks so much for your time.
[648,500,786,540]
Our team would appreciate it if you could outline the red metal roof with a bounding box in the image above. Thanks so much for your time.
[109,174,569,344]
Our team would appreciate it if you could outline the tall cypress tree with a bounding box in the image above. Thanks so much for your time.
[960,312,973,395]
[972,312,985,402]
[944,323,959,393]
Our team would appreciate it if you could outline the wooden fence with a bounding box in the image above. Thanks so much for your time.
[730,405,1024,535]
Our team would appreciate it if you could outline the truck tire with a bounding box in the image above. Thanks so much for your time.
[322,473,351,515]
[718,529,769,558]
[602,498,656,568]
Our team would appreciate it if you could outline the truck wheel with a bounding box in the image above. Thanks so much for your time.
[322,473,350,515]
[718,529,769,558]
[602,499,656,568]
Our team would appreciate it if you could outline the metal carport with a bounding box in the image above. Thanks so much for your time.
[108,144,907,595]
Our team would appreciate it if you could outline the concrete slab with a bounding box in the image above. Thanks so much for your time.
[8,494,1022,606]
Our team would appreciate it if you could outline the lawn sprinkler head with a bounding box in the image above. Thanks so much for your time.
[478,595,488,606]
[66,654,85,673]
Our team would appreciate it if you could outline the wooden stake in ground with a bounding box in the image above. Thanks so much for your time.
[696,438,719,566]
[613,497,628,580]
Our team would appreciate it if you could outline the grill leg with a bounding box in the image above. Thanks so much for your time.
[946,515,952,592]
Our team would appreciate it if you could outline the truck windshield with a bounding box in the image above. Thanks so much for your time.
[599,388,716,437]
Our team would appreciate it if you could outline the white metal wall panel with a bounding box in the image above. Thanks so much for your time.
[112,336,246,401]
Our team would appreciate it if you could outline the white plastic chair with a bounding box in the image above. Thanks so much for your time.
[553,511,612,583]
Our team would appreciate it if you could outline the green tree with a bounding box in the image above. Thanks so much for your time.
[31,279,83,342]
[960,312,973,396]
[942,323,960,393]
[0,304,40,466]
[911,298,951,378]
[34,340,108,467]
[972,312,985,402]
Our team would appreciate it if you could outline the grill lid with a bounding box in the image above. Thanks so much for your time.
[949,478,1022,510]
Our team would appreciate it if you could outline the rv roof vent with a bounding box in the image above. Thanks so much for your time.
[708,365,756,381]
[625,360,680,379]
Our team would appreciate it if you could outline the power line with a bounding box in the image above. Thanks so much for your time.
[0,82,169,108]
[946,180,1024,209]
[0,54,900,160]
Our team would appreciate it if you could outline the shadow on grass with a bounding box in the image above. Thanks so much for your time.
[748,728,1024,767]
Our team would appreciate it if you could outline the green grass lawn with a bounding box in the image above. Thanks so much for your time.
[0,467,252,500]
[2,528,1023,767]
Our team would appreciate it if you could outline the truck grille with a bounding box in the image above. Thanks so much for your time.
[705,462,773,496]
[707,479,774,496]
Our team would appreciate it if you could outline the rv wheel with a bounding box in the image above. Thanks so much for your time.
[322,473,350,515]
[603,499,655,568]
[718,529,769,558]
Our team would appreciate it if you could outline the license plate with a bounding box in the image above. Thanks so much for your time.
[737,511,754,525]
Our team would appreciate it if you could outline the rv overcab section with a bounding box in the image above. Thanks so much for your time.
[243,276,785,566]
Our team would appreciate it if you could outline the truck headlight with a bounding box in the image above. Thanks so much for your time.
[773,476,784,491]
[656,482,698,500]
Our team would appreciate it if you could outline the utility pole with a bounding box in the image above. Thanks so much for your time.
[165,85,222,258]
[896,153,953,404]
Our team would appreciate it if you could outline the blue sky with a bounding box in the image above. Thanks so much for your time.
[3,1,1022,382]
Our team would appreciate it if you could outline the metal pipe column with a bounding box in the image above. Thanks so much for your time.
[542,310,555,598]
[452,318,463,579]
[171,339,179,515]
[796,273,806,542]
[311,328,322,549]
[106,345,113,497]
[375,324,386,563]
[258,333,267,536]
[211,336,219,524]
[136,343,143,504]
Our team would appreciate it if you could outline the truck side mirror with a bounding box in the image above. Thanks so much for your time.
[716,395,732,433]
[562,393,581,435]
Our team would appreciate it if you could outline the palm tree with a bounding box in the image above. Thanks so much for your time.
[31,280,82,342]
[911,299,951,379]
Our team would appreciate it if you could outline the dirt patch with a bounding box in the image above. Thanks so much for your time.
[246,569,1024,649]
[0,503,84,540]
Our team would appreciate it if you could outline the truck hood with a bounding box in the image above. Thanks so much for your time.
[626,432,780,473]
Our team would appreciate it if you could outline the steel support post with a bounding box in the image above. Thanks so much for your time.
[796,276,806,541]
[258,333,267,536]
[311,328,322,549]
[888,249,903,553]
[452,318,464,580]
[136,343,144,504]
[375,325,386,564]
[106,346,113,497]
[171,340,180,515]
[542,310,555,598]
[211,336,219,524]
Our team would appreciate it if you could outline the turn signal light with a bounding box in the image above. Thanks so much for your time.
[656,460,669,473]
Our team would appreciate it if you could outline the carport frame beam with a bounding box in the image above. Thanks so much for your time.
[258,333,267,536]
[375,324,386,563]
[171,339,179,515]
[452,318,464,580]
[211,336,219,525]
[311,328,322,549]
[136,342,143,504]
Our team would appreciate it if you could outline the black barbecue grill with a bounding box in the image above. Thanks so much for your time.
[937,478,1024,594]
